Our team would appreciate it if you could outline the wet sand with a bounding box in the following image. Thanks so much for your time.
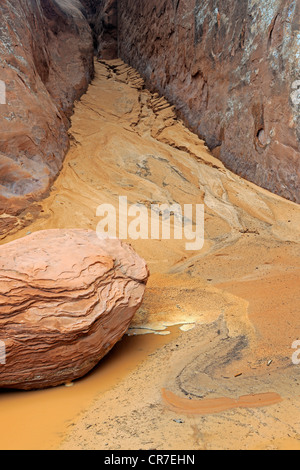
[1,59,300,450]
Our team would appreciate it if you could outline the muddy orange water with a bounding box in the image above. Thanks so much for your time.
[0,330,178,450]
[1,59,300,450]
[161,388,283,415]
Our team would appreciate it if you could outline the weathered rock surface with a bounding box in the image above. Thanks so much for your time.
[0,0,94,217]
[81,0,118,59]
[0,229,149,390]
[95,0,118,59]
[117,0,300,203]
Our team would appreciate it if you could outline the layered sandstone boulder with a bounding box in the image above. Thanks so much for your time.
[0,229,149,390]
[0,0,94,217]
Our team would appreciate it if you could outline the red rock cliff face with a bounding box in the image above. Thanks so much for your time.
[0,0,94,216]
[117,0,300,203]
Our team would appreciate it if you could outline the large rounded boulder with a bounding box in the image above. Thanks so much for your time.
[0,229,149,390]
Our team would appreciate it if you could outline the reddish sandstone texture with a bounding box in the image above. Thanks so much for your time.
[0,0,94,217]
[117,0,300,203]
[0,229,149,390]
[95,0,118,59]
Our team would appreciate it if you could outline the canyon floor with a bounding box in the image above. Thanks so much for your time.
[1,59,300,450]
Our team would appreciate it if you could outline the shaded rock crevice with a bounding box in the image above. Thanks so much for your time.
[0,229,149,390]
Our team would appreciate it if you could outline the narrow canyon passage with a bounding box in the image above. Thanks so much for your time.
[1,60,300,450]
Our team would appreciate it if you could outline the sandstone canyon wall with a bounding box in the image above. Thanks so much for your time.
[117,0,300,203]
[0,0,94,216]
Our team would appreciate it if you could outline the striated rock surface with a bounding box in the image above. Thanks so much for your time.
[0,229,149,390]
[117,0,300,203]
[0,0,94,217]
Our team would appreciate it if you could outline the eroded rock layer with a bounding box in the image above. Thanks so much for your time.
[0,229,148,390]
[0,0,94,216]
[117,0,300,203]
